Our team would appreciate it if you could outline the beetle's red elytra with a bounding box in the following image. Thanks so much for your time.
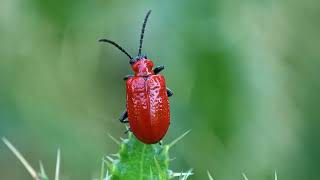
[99,10,173,144]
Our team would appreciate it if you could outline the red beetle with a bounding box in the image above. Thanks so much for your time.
[99,10,173,144]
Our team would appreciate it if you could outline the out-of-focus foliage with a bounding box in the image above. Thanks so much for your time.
[0,0,320,179]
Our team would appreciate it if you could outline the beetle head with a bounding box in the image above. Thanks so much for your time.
[132,57,154,76]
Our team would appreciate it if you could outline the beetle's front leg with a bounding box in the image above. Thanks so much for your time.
[119,110,128,123]
[167,88,173,97]
[153,65,164,74]
[125,128,131,134]
[123,75,134,81]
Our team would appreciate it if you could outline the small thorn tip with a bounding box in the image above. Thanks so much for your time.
[107,133,121,145]
[207,171,214,180]
[242,173,249,180]
[55,149,61,180]
[169,130,191,148]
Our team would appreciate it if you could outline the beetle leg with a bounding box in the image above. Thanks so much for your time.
[167,88,173,97]
[124,128,131,134]
[123,75,134,81]
[153,65,165,74]
[119,110,129,123]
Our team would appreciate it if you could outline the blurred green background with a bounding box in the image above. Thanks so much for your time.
[1,0,320,179]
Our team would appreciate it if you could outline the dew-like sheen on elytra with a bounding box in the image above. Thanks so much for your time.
[99,10,173,144]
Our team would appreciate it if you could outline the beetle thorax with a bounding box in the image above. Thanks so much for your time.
[132,58,154,76]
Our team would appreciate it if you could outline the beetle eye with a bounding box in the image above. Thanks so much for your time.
[132,62,139,71]
[144,55,147,59]
[146,60,154,68]
[129,59,136,65]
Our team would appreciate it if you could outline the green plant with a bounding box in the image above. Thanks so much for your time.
[2,137,60,180]
[100,131,192,180]
[241,172,278,180]
[2,130,192,180]
[3,134,279,180]
[206,171,278,180]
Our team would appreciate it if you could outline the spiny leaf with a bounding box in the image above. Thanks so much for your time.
[149,167,153,179]
[55,149,61,180]
[154,156,164,179]
[242,173,249,180]
[103,158,113,170]
[179,169,193,180]
[100,158,106,180]
[103,131,192,180]
[39,161,49,180]
[108,132,169,180]
[2,137,40,180]
[207,171,214,180]
[104,170,111,180]
[168,130,191,148]
[106,156,115,163]
[109,133,169,180]
[108,134,121,146]
[2,137,65,180]
[169,171,193,179]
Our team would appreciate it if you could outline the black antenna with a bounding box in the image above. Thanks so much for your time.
[138,10,152,57]
[99,39,133,60]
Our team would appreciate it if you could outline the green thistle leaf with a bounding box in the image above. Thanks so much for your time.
[109,133,169,180]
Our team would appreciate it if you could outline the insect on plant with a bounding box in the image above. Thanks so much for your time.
[99,10,173,144]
